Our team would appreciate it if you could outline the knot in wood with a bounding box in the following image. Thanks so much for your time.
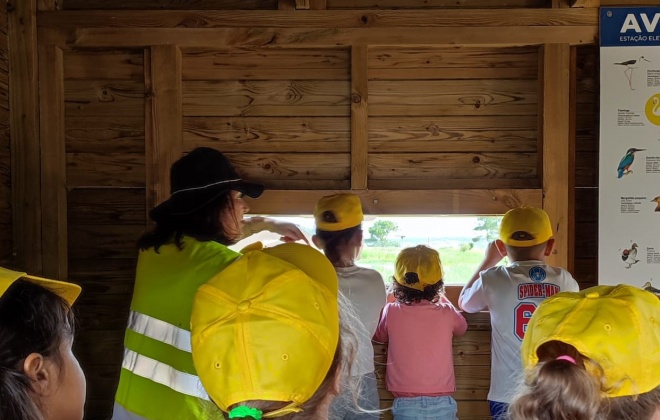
[360,15,369,24]
[351,94,362,103]
[472,156,481,164]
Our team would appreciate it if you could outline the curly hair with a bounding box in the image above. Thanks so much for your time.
[392,276,444,305]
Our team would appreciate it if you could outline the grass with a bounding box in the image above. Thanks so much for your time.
[359,246,490,285]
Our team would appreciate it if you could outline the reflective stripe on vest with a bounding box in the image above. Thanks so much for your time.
[128,310,191,352]
[122,349,210,401]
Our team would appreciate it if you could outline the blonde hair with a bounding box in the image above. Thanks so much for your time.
[510,341,660,420]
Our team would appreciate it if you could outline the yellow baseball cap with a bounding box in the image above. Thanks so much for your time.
[0,267,81,306]
[394,245,443,292]
[190,243,339,417]
[314,193,363,232]
[499,207,553,247]
[521,284,660,397]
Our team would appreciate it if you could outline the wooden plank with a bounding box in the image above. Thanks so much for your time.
[182,48,350,81]
[182,117,350,153]
[222,152,350,183]
[369,79,538,117]
[540,44,571,269]
[182,80,350,117]
[9,0,41,272]
[575,151,597,187]
[37,0,59,11]
[66,153,145,188]
[351,45,368,190]
[64,50,144,80]
[64,79,145,117]
[63,0,278,9]
[39,9,599,28]
[68,257,137,295]
[369,152,537,181]
[41,26,598,49]
[330,0,546,7]
[369,116,537,152]
[65,116,145,154]
[68,188,146,225]
[69,224,143,259]
[146,45,183,213]
[39,45,67,279]
[568,46,577,273]
[575,187,597,223]
[246,189,543,215]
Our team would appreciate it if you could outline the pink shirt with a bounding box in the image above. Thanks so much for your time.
[373,300,468,397]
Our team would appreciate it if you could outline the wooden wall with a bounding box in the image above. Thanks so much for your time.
[0,2,12,267]
[3,1,605,419]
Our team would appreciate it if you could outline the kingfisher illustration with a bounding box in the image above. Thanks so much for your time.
[617,148,645,178]
[622,243,639,269]
[643,281,660,296]
[614,56,651,90]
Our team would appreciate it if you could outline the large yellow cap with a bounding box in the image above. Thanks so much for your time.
[394,245,443,292]
[314,193,363,232]
[521,284,660,397]
[0,267,81,306]
[191,243,339,417]
[499,207,553,247]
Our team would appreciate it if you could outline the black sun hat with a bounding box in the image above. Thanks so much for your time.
[150,147,264,217]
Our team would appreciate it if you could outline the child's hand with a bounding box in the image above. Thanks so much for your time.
[483,241,504,267]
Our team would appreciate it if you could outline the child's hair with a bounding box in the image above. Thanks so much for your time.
[510,340,660,420]
[315,213,362,265]
[503,242,548,261]
[0,280,76,420]
[392,277,443,305]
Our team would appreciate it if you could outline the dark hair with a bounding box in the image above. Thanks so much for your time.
[392,278,444,305]
[315,211,361,265]
[0,280,75,420]
[138,192,239,251]
[510,341,660,420]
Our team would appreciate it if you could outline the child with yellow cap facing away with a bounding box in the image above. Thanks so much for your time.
[0,267,85,420]
[458,207,579,420]
[190,243,350,419]
[312,193,387,420]
[374,245,467,420]
[511,284,660,420]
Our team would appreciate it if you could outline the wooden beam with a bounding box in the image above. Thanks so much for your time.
[37,0,60,11]
[568,46,577,274]
[145,45,183,217]
[39,26,598,49]
[351,45,368,190]
[540,44,571,269]
[246,189,543,215]
[8,0,42,273]
[38,9,599,29]
[39,45,67,279]
[570,0,599,6]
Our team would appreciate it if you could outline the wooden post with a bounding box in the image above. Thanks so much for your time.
[39,45,67,279]
[37,0,60,11]
[8,0,42,273]
[570,0,600,6]
[540,44,572,269]
[145,45,183,219]
[351,45,368,190]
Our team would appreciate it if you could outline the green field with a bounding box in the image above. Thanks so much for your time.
[359,246,496,285]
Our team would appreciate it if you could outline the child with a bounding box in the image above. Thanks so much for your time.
[312,193,387,419]
[190,243,349,419]
[374,245,467,420]
[458,207,579,419]
[0,267,85,420]
[512,284,660,420]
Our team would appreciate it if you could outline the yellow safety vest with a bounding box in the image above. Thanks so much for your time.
[114,237,238,419]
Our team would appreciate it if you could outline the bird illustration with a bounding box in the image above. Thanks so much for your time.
[622,243,639,268]
[652,196,660,212]
[653,97,660,117]
[617,148,645,178]
[643,281,660,296]
[614,56,651,90]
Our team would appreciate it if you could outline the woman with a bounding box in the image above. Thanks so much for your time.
[113,147,307,420]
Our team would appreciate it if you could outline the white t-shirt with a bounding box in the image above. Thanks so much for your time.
[335,265,387,376]
[459,260,579,403]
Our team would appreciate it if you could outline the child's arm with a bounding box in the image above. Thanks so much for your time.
[372,304,389,343]
[242,217,310,244]
[458,241,503,312]
[452,307,468,336]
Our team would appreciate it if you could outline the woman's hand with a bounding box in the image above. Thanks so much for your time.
[244,217,310,244]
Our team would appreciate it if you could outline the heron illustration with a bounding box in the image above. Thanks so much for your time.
[614,56,651,90]
[617,148,645,178]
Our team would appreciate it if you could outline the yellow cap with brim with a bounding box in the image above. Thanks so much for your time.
[499,207,553,247]
[0,267,81,306]
[191,243,339,417]
[394,245,443,292]
[521,284,660,397]
[314,193,363,232]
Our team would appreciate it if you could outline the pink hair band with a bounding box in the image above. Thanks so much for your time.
[556,355,576,365]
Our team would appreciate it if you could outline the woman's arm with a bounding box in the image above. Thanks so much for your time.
[242,216,310,244]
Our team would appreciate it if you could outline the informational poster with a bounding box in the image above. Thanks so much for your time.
[599,7,660,295]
